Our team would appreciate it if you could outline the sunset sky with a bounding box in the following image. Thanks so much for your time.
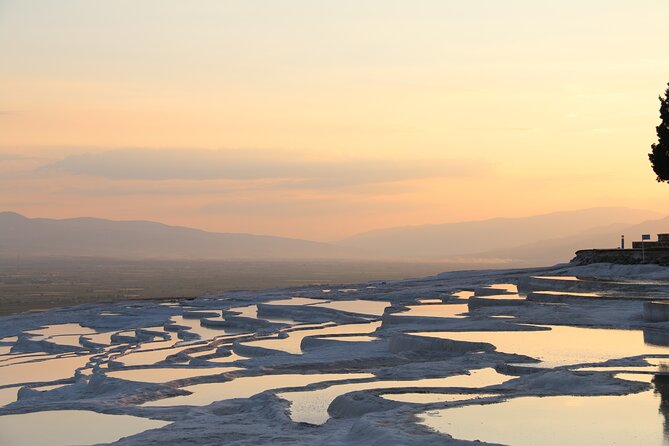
[1,0,669,240]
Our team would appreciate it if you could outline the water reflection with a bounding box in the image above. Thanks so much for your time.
[107,366,240,383]
[452,291,475,300]
[279,368,509,425]
[143,372,373,407]
[416,298,443,304]
[533,290,601,297]
[420,389,669,445]
[415,326,669,367]
[473,293,524,300]
[241,321,381,354]
[118,344,197,367]
[382,392,498,404]
[532,276,581,281]
[170,315,236,340]
[486,284,518,293]
[0,354,91,386]
[266,297,328,306]
[396,304,468,318]
[0,386,19,407]
[655,375,669,440]
[0,410,170,446]
[313,300,389,316]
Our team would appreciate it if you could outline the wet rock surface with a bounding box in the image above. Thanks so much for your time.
[1,262,669,444]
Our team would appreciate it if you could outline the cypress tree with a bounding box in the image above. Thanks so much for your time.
[649,83,669,182]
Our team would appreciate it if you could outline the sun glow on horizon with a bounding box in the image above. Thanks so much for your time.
[1,0,669,240]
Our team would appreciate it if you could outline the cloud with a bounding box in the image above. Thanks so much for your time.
[43,148,490,188]
[0,152,28,161]
[55,179,273,197]
[201,196,420,217]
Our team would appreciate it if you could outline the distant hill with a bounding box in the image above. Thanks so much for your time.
[337,207,663,260]
[2,208,664,263]
[472,215,669,266]
[0,212,345,260]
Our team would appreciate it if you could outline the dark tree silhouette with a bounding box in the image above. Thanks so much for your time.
[649,83,669,182]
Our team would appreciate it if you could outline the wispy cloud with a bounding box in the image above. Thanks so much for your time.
[201,196,420,217]
[43,149,490,188]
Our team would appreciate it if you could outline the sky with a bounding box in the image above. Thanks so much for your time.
[1,0,669,241]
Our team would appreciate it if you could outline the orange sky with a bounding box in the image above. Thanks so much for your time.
[1,1,669,240]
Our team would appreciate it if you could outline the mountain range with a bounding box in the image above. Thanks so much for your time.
[1,207,665,265]
[0,212,342,260]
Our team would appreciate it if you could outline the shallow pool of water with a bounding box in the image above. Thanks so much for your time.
[0,352,50,366]
[414,326,669,367]
[0,386,19,407]
[316,335,378,343]
[279,368,510,425]
[118,344,199,367]
[170,316,236,340]
[227,305,258,318]
[107,366,240,383]
[486,284,518,293]
[241,321,381,354]
[416,298,443,304]
[532,276,581,281]
[617,373,656,383]
[382,392,498,404]
[534,290,601,297]
[396,304,468,318]
[43,334,86,348]
[452,291,475,299]
[419,389,669,446]
[206,352,248,363]
[143,372,373,407]
[313,300,389,316]
[474,293,524,300]
[266,297,328,306]
[229,304,299,325]
[0,354,92,386]
[576,357,669,374]
[0,410,170,446]
[81,331,116,346]
[24,324,100,349]
[26,324,97,337]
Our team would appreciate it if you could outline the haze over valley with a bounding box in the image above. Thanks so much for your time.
[2,207,663,265]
